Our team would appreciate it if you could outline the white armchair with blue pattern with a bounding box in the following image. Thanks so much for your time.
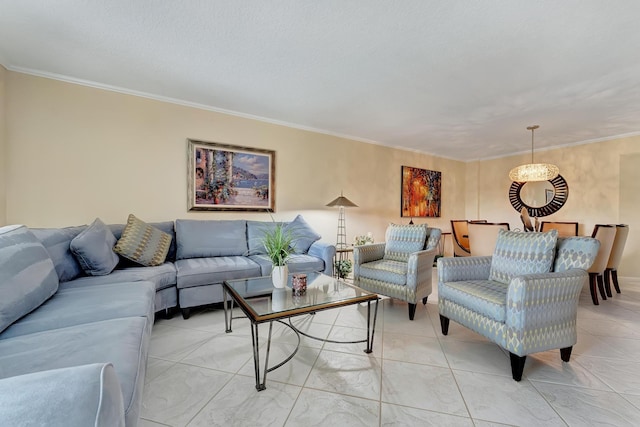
[353,224,441,320]
[438,230,600,381]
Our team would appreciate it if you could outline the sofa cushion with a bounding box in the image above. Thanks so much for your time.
[113,214,172,267]
[0,281,155,340]
[284,215,322,254]
[31,226,86,282]
[489,229,558,285]
[59,263,176,292]
[246,221,282,255]
[439,279,509,323]
[383,223,428,262]
[0,363,125,427]
[175,256,260,288]
[0,317,149,427]
[70,218,119,276]
[0,225,59,334]
[176,219,248,259]
[358,259,408,286]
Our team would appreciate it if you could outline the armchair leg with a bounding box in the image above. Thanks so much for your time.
[439,315,450,335]
[408,303,417,320]
[422,296,428,305]
[509,353,526,381]
[560,346,573,362]
[588,273,599,305]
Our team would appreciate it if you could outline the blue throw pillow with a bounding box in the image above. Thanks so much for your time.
[70,218,119,276]
[0,225,59,333]
[284,215,321,254]
[489,229,558,284]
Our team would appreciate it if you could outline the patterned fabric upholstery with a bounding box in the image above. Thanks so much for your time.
[113,214,172,267]
[383,224,428,262]
[354,226,440,315]
[554,236,601,272]
[489,229,558,285]
[438,233,600,378]
[358,259,408,286]
[439,280,508,322]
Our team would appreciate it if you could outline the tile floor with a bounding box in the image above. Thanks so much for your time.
[140,276,640,426]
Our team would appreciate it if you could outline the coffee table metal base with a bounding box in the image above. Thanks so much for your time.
[223,291,379,391]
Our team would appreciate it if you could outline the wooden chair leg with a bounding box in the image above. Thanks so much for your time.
[422,296,428,305]
[439,315,450,335]
[597,274,607,301]
[604,268,613,298]
[408,303,417,320]
[560,346,573,362]
[612,269,621,294]
[589,273,599,305]
[510,352,526,381]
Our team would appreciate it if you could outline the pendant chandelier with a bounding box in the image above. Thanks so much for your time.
[509,125,559,182]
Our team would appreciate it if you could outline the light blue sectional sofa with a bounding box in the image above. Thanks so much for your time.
[0,215,333,426]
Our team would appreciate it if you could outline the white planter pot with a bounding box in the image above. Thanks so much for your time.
[271,287,287,311]
[271,265,289,288]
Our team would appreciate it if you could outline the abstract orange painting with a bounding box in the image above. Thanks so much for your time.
[401,166,441,218]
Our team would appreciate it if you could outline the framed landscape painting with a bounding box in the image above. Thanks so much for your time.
[401,166,441,218]
[187,139,275,211]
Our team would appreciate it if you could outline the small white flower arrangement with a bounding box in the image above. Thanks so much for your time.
[353,232,374,246]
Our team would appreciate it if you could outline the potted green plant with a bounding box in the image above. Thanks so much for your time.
[262,223,294,288]
[334,259,353,279]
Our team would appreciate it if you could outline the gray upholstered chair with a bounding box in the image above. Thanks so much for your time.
[353,224,441,320]
[438,230,600,381]
[605,224,629,296]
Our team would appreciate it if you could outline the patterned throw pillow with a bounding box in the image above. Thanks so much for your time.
[489,229,558,285]
[114,214,172,267]
[383,223,428,262]
[70,218,119,276]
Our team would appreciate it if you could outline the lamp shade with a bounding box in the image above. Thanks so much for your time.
[326,193,358,207]
[509,125,559,182]
[509,163,559,182]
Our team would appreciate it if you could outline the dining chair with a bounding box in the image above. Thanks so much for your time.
[604,224,629,296]
[468,222,510,256]
[540,221,579,237]
[450,220,487,257]
[588,224,617,305]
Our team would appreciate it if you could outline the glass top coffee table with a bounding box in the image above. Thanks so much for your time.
[223,271,379,391]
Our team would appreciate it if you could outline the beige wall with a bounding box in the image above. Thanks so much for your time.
[0,65,6,225]
[472,138,640,276]
[4,71,466,244]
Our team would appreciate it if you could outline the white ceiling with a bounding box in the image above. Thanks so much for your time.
[1,1,639,161]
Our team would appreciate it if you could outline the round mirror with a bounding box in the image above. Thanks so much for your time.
[520,181,554,208]
[509,175,569,217]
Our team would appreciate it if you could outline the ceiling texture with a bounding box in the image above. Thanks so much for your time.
[1,1,639,161]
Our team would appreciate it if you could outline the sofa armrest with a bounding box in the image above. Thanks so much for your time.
[437,256,492,283]
[308,241,336,275]
[353,243,386,266]
[505,269,588,354]
[406,248,437,292]
[0,363,125,427]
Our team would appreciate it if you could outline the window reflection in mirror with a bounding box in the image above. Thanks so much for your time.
[520,181,554,208]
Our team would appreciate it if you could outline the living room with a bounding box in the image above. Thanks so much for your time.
[2,2,640,426]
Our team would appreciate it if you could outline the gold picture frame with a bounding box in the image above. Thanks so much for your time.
[187,139,275,212]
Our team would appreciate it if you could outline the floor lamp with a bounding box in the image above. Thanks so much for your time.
[325,191,358,250]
